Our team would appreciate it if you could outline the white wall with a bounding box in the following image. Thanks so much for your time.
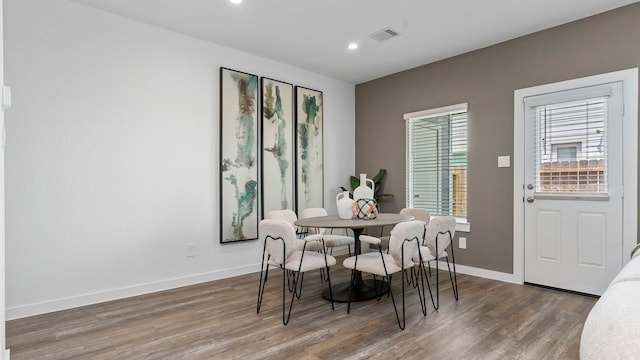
[1,0,7,355]
[3,0,355,319]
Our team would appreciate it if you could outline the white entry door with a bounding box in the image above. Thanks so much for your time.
[523,81,624,295]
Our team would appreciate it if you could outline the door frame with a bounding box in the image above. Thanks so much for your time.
[513,68,638,285]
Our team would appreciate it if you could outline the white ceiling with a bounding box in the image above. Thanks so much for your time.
[69,0,638,84]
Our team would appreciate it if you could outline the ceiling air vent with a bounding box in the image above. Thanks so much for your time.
[368,27,400,42]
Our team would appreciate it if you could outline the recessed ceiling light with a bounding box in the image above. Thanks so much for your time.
[348,42,358,50]
[230,0,242,4]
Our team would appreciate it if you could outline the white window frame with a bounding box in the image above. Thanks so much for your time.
[405,103,470,232]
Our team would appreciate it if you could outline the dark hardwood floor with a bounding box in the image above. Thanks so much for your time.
[7,259,597,359]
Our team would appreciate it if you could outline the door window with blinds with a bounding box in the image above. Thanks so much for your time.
[526,85,613,197]
[405,103,467,220]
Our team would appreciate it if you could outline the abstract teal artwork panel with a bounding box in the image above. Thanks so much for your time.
[220,68,259,243]
[295,86,324,212]
[261,78,294,217]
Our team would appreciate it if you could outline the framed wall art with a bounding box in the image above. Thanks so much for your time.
[220,67,259,243]
[261,78,295,217]
[295,86,324,212]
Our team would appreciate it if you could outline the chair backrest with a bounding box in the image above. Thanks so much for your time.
[299,207,328,235]
[265,209,298,227]
[399,208,431,225]
[423,216,456,256]
[388,220,426,267]
[259,219,297,265]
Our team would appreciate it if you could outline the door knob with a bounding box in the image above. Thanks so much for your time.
[526,196,535,203]
[527,184,534,190]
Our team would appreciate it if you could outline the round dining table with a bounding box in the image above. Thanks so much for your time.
[294,213,414,302]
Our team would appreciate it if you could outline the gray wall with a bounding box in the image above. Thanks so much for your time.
[355,3,640,274]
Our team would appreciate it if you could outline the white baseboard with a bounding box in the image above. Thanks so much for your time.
[5,348,10,360]
[331,247,519,283]
[6,264,260,320]
[7,256,519,321]
[432,260,521,284]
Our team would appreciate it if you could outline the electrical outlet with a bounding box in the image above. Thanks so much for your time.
[459,237,467,249]
[186,243,196,257]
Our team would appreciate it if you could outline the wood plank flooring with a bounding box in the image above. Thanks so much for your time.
[7,259,597,359]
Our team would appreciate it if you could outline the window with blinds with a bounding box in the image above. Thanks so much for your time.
[405,104,467,220]
[534,97,607,194]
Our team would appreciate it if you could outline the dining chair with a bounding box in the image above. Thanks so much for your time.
[256,219,336,325]
[265,209,322,251]
[375,207,431,252]
[299,207,355,256]
[343,220,428,330]
[413,216,458,310]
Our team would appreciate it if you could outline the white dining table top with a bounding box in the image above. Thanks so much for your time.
[294,213,414,229]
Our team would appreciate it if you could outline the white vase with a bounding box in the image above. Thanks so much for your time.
[336,191,354,219]
[353,173,375,201]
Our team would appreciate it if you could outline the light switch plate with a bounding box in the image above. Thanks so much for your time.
[498,155,510,168]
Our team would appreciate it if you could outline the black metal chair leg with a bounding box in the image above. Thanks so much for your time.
[282,266,289,325]
[321,240,335,311]
[347,269,356,314]
[283,268,302,325]
[257,273,266,312]
[447,248,459,301]
[257,248,270,313]
[435,258,440,310]
[421,262,436,311]
[387,271,403,330]
[386,274,393,298]
[388,269,409,330]
[406,267,415,287]
[415,262,429,316]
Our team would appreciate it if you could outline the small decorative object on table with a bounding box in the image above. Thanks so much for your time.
[353,174,374,201]
[353,198,379,220]
[336,191,354,219]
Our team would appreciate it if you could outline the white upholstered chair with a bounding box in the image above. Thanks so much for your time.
[300,207,355,255]
[413,216,458,310]
[376,208,431,252]
[343,220,428,330]
[256,219,336,325]
[264,209,298,226]
[264,209,322,251]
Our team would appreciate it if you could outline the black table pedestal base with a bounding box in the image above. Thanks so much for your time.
[322,279,390,303]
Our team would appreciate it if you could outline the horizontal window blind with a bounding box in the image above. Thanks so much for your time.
[534,97,607,194]
[406,107,467,219]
